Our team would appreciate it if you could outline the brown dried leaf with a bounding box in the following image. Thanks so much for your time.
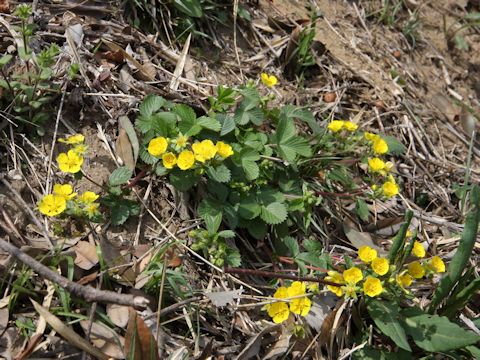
[0,0,10,14]
[343,222,386,255]
[0,308,7,335]
[107,304,130,328]
[116,128,135,171]
[319,308,337,346]
[124,308,159,360]
[77,271,99,285]
[104,50,124,63]
[14,334,41,360]
[74,241,99,270]
[80,320,125,359]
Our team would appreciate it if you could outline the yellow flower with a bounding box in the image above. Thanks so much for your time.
[38,194,66,217]
[78,191,99,203]
[344,121,358,131]
[429,256,446,273]
[261,73,278,88]
[216,141,234,158]
[368,158,386,172]
[85,203,100,217]
[372,138,388,155]
[53,184,76,200]
[57,150,84,174]
[412,241,426,258]
[382,181,399,198]
[72,144,88,155]
[58,134,84,145]
[384,161,394,172]
[325,271,345,297]
[371,258,389,276]
[174,135,188,148]
[148,137,168,157]
[364,132,379,141]
[162,152,177,169]
[267,301,289,323]
[307,283,319,293]
[285,282,311,316]
[408,261,425,279]
[266,286,289,323]
[363,277,383,297]
[358,246,377,263]
[327,120,344,133]
[396,273,413,288]
[406,230,413,238]
[343,267,363,284]
[192,140,217,163]
[177,150,195,170]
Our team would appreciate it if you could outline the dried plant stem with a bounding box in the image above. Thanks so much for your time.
[0,237,149,308]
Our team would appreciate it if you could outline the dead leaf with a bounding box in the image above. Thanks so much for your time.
[165,247,182,268]
[0,308,8,335]
[104,50,124,63]
[169,33,191,91]
[98,235,136,286]
[263,329,291,359]
[116,128,135,171]
[124,307,159,360]
[343,222,385,255]
[137,47,157,83]
[107,304,130,328]
[31,300,109,360]
[104,40,155,81]
[80,320,125,359]
[74,241,99,270]
[0,0,10,14]
[118,115,139,170]
[14,334,41,360]
[78,271,99,285]
[234,324,281,360]
[304,294,337,331]
[319,308,337,346]
[205,289,243,307]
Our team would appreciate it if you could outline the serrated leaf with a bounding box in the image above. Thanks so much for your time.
[206,164,231,183]
[198,199,222,234]
[0,55,13,67]
[226,248,242,267]
[139,146,158,165]
[174,104,200,136]
[367,300,411,351]
[283,236,299,257]
[383,135,406,155]
[241,160,259,180]
[277,137,312,162]
[260,202,287,225]
[108,166,132,186]
[111,203,130,225]
[281,105,321,134]
[296,252,327,268]
[169,169,199,191]
[198,116,221,132]
[139,95,165,117]
[303,239,322,253]
[402,308,480,352]
[220,115,236,136]
[356,198,370,221]
[246,219,267,240]
[238,196,261,219]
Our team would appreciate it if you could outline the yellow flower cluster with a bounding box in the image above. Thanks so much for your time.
[147,136,233,171]
[57,134,86,174]
[327,120,359,133]
[261,73,278,88]
[364,132,401,199]
[266,281,312,324]
[38,184,100,219]
[326,244,447,299]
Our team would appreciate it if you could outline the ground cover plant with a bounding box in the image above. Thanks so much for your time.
[0,0,480,359]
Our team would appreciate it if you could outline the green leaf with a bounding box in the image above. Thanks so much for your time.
[281,105,321,134]
[238,196,261,219]
[219,115,236,136]
[226,248,242,267]
[174,104,200,136]
[303,239,322,253]
[108,166,133,186]
[173,0,203,18]
[466,346,480,359]
[367,300,411,351]
[275,114,311,162]
[246,219,267,240]
[206,164,231,183]
[283,236,299,257]
[441,275,480,318]
[110,203,130,225]
[429,186,480,312]
[139,146,158,165]
[218,230,235,238]
[197,116,221,132]
[0,54,12,67]
[402,308,480,352]
[388,210,413,264]
[296,252,327,269]
[383,135,406,155]
[242,160,259,180]
[136,112,176,135]
[169,169,199,191]
[260,202,287,225]
[139,95,165,117]
[234,106,263,126]
[198,200,222,234]
[356,198,370,221]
